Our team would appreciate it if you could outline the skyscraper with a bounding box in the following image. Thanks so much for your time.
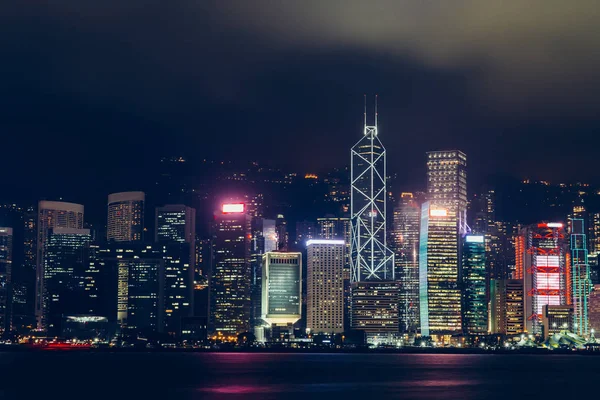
[489,279,524,335]
[262,251,302,339]
[392,193,421,335]
[419,150,467,340]
[155,204,196,244]
[43,227,91,334]
[517,222,569,334]
[306,239,344,334]
[419,202,462,339]
[36,201,84,329]
[275,214,288,251]
[0,227,12,334]
[210,203,251,336]
[350,102,396,343]
[317,216,351,329]
[107,191,145,242]
[570,218,591,336]
[461,234,487,335]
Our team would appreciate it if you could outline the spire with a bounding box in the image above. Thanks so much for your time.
[375,94,378,127]
[364,94,367,128]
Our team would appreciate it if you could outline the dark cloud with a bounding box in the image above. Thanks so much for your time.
[1,1,599,207]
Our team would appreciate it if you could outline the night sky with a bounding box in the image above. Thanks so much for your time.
[2,1,600,205]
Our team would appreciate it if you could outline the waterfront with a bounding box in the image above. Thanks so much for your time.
[0,352,596,399]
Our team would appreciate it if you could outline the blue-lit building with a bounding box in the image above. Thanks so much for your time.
[0,227,12,335]
[461,235,487,335]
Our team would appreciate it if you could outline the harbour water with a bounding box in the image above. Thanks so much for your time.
[0,352,595,399]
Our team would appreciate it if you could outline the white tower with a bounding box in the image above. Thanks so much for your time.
[350,96,394,282]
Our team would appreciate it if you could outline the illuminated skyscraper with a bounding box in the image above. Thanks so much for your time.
[107,191,145,242]
[210,203,251,335]
[306,240,344,334]
[490,279,524,335]
[518,223,569,334]
[461,235,487,334]
[392,193,420,335]
[419,202,462,339]
[317,216,351,329]
[350,101,396,343]
[36,201,84,329]
[570,218,591,336]
[43,228,91,335]
[0,227,12,334]
[588,285,600,333]
[155,204,196,244]
[261,252,302,339]
[275,214,289,251]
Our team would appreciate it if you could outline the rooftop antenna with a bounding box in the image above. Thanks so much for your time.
[364,94,367,127]
[375,94,378,127]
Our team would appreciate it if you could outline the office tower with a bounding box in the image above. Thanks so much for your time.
[570,218,591,336]
[306,239,344,334]
[350,103,396,343]
[155,205,196,244]
[490,279,525,335]
[36,201,84,329]
[392,193,421,335]
[0,227,12,334]
[588,285,600,334]
[211,203,251,336]
[517,222,569,334]
[43,228,91,334]
[317,216,351,329]
[426,150,468,234]
[295,220,316,246]
[162,243,194,335]
[17,208,36,329]
[541,305,573,338]
[249,218,277,335]
[107,191,145,242]
[98,243,164,333]
[275,214,288,251]
[419,202,462,339]
[262,252,302,339]
[420,150,467,340]
[461,235,487,334]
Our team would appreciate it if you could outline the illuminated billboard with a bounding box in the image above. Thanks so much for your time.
[429,208,447,217]
[222,203,245,214]
[465,235,484,243]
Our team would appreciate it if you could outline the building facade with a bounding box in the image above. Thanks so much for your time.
[306,240,344,334]
[461,235,487,335]
[0,227,12,334]
[210,203,251,336]
[517,223,569,334]
[107,191,145,242]
[261,252,302,337]
[570,218,591,336]
[36,201,84,329]
[350,108,396,343]
[392,193,420,335]
[419,202,462,338]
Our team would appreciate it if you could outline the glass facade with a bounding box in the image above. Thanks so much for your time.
[462,235,487,334]
[262,252,301,325]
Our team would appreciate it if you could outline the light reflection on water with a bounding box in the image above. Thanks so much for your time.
[0,352,593,399]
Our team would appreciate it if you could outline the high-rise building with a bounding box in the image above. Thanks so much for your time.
[426,150,468,234]
[588,284,600,334]
[261,252,302,339]
[392,193,420,335]
[210,203,251,336]
[98,243,164,333]
[36,201,84,329]
[155,205,196,244]
[489,279,524,335]
[295,220,316,246]
[107,191,145,242]
[306,240,344,334]
[43,228,91,334]
[570,218,591,336]
[317,216,351,329]
[517,223,569,334]
[461,235,487,335]
[419,150,467,340]
[0,227,12,334]
[275,214,289,251]
[419,202,462,339]
[350,104,396,343]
